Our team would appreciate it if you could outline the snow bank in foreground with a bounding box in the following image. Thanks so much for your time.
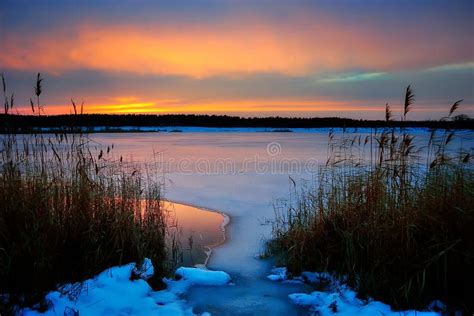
[267,268,441,316]
[164,267,232,296]
[22,259,231,316]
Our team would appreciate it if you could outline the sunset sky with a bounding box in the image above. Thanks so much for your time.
[1,0,473,119]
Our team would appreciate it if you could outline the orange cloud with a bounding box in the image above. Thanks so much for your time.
[2,15,471,78]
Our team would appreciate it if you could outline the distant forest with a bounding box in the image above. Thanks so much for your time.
[0,114,473,132]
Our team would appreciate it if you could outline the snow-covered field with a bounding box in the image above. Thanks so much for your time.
[21,131,473,315]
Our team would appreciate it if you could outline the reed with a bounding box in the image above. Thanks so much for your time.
[0,75,174,313]
[34,73,43,116]
[268,86,473,312]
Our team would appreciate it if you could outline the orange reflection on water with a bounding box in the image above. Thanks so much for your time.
[163,201,226,266]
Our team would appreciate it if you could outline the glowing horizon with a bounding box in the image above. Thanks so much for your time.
[14,96,465,121]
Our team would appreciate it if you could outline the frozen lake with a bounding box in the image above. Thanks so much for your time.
[89,130,473,315]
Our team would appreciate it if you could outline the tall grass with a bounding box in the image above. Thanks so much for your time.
[0,75,174,313]
[268,87,473,312]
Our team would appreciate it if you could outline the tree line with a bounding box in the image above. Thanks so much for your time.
[1,113,472,132]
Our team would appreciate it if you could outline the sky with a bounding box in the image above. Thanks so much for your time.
[0,0,473,119]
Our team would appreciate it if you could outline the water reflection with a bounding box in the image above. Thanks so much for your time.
[163,200,227,266]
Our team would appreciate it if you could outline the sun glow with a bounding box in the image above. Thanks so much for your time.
[30,97,391,116]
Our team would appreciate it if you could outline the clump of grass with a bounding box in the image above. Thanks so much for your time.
[268,86,473,312]
[0,75,173,313]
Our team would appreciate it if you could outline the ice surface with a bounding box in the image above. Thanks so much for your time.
[22,260,231,316]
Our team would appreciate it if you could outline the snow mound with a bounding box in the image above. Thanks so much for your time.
[176,267,231,286]
[22,259,231,316]
[164,266,232,296]
[267,267,288,281]
[268,268,441,316]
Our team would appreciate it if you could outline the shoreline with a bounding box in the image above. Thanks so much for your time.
[3,126,474,134]
[163,199,230,268]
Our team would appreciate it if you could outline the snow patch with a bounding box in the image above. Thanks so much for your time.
[268,268,441,316]
[164,266,232,296]
[132,258,154,280]
[22,259,231,316]
[266,267,288,281]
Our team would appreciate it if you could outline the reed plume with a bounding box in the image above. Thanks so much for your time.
[403,85,415,119]
[34,73,43,115]
[2,73,8,115]
[385,103,391,123]
[449,99,463,118]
